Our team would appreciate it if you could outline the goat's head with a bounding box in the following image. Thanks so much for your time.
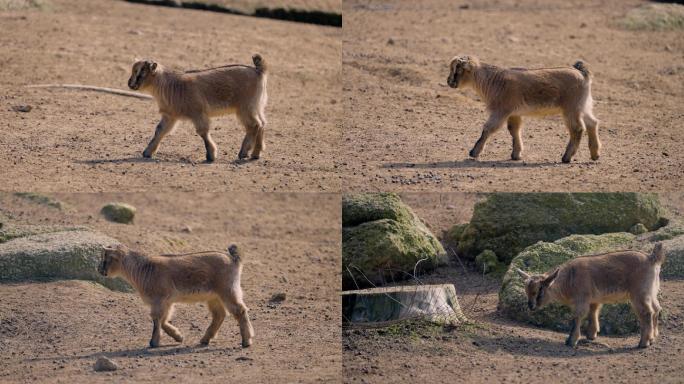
[447,55,478,88]
[128,59,158,91]
[99,244,128,277]
[516,268,559,311]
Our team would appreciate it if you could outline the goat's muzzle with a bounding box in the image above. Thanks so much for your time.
[528,300,536,311]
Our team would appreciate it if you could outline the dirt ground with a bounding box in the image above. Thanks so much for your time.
[0,0,341,192]
[0,192,341,383]
[343,193,684,384]
[342,0,684,192]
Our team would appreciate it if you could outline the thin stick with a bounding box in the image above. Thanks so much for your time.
[26,84,153,100]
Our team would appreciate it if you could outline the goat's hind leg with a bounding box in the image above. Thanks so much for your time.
[219,290,254,348]
[237,111,263,160]
[583,112,601,161]
[561,112,586,163]
[469,113,508,159]
[632,298,654,348]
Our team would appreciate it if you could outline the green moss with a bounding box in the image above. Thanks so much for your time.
[618,3,684,31]
[14,192,64,210]
[474,250,500,274]
[630,223,648,235]
[343,219,446,289]
[342,193,413,227]
[454,193,664,264]
[101,203,136,224]
[0,224,83,244]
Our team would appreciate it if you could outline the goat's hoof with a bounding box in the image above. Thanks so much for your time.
[468,150,479,159]
[250,154,260,160]
[149,341,159,348]
[511,154,521,161]
[561,156,571,164]
[173,335,184,343]
[591,155,600,161]
[241,339,252,348]
[142,150,152,159]
[237,153,248,160]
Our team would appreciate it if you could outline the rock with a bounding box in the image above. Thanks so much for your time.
[269,292,286,303]
[0,228,130,291]
[14,192,63,209]
[499,233,642,335]
[342,284,467,325]
[101,203,136,224]
[94,356,118,372]
[342,193,446,289]
[474,249,500,274]
[630,223,648,235]
[181,225,192,233]
[449,193,665,264]
[12,105,32,113]
[342,193,413,227]
[387,37,395,45]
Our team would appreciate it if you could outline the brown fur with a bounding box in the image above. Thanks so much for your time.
[516,243,665,348]
[98,244,254,348]
[447,55,600,163]
[128,54,268,162]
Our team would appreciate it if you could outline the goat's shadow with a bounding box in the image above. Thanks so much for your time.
[469,329,638,358]
[26,343,246,363]
[381,158,566,170]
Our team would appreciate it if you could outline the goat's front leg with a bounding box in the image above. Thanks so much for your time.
[507,115,524,160]
[149,301,170,348]
[566,302,589,347]
[192,115,217,163]
[143,115,177,158]
[634,299,654,348]
[469,113,508,159]
[586,303,602,340]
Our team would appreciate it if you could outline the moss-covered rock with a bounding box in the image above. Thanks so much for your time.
[450,193,665,264]
[101,203,136,224]
[474,250,500,274]
[0,223,83,244]
[0,229,130,291]
[499,232,642,335]
[342,193,413,227]
[342,193,446,290]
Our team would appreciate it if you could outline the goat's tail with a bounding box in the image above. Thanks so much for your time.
[649,242,666,265]
[228,244,243,264]
[253,54,267,75]
[573,60,591,79]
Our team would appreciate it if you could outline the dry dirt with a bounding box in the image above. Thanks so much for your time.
[342,0,684,192]
[0,192,341,383]
[0,0,341,192]
[343,193,684,384]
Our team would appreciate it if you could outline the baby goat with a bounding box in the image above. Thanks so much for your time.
[128,55,268,162]
[516,243,665,348]
[98,244,254,348]
[447,55,599,163]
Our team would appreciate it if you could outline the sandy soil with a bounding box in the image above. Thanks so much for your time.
[188,0,341,14]
[342,0,684,192]
[343,193,684,384]
[0,192,341,383]
[0,0,341,192]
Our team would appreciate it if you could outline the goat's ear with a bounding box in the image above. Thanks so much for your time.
[516,268,531,281]
[543,268,559,286]
[149,62,157,71]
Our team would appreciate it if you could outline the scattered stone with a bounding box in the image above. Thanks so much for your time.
[94,356,118,372]
[235,356,253,362]
[269,292,286,303]
[12,105,32,113]
[387,37,395,45]
[181,225,192,233]
[101,203,136,224]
